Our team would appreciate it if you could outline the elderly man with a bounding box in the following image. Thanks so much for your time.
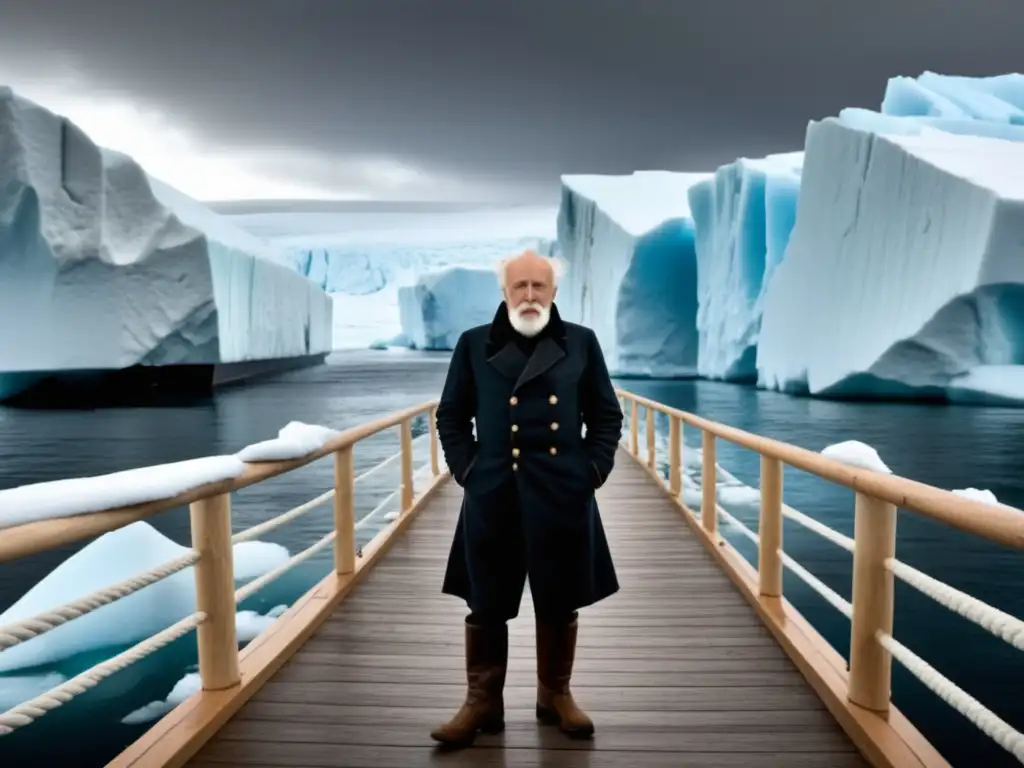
[431,249,623,747]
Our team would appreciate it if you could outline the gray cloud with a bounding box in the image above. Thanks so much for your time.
[0,0,1021,201]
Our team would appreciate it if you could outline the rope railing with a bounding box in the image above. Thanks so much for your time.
[0,611,206,736]
[0,401,444,737]
[0,432,432,655]
[618,389,1024,766]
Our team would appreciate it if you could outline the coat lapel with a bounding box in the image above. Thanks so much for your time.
[485,302,568,393]
[513,337,565,392]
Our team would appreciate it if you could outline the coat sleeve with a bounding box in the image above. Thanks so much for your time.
[581,328,623,488]
[435,331,478,486]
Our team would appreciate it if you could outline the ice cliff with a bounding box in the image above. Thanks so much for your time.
[0,87,332,394]
[556,171,710,377]
[396,266,501,350]
[687,153,803,381]
[756,119,1024,400]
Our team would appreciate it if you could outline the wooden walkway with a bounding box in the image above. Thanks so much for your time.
[189,450,868,767]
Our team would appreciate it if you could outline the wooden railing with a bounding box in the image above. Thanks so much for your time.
[616,388,1024,768]
[0,400,448,747]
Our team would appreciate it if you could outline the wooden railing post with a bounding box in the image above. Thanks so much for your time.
[646,407,656,469]
[189,493,240,691]
[428,406,440,476]
[701,431,717,534]
[848,492,897,713]
[758,456,783,597]
[668,415,682,495]
[400,417,414,512]
[333,446,355,574]
[629,400,639,456]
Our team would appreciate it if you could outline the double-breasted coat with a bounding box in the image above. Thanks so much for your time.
[435,302,623,620]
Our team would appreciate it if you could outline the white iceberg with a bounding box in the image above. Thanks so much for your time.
[556,171,710,377]
[0,88,332,401]
[0,522,288,673]
[688,153,804,381]
[757,119,1024,404]
[396,266,501,350]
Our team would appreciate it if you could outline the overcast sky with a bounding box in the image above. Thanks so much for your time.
[0,0,1021,202]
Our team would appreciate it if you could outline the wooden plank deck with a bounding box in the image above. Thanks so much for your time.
[189,449,868,767]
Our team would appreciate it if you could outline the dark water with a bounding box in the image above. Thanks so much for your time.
[0,359,1020,767]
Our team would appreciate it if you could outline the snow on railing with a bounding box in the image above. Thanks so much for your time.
[618,389,1024,765]
[0,400,445,736]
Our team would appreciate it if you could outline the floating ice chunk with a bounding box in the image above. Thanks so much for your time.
[0,672,67,709]
[120,671,201,725]
[397,266,501,350]
[236,421,340,462]
[689,153,803,381]
[0,522,288,672]
[718,485,762,507]
[0,456,246,529]
[820,441,892,474]
[557,171,710,377]
[235,604,288,643]
[951,488,1000,506]
[120,603,289,724]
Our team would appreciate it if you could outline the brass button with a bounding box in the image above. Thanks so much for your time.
[549,395,558,405]
[512,448,520,457]
[549,446,558,456]
[509,396,518,406]
[511,424,519,432]
[512,462,518,471]
[550,422,559,431]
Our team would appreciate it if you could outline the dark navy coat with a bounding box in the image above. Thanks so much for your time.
[436,302,623,620]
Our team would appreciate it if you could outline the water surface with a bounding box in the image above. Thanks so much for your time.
[0,359,1019,767]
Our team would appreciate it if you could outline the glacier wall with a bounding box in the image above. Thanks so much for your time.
[756,118,1024,400]
[687,153,803,381]
[397,266,501,350]
[0,87,332,388]
[556,171,710,377]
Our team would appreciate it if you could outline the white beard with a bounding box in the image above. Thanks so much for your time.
[508,301,551,337]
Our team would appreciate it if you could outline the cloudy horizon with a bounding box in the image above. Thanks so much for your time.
[0,0,1021,204]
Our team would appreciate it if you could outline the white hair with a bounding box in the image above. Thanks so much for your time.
[495,253,567,290]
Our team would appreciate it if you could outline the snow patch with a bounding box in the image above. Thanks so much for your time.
[236,421,340,462]
[820,441,892,474]
[0,456,246,529]
[951,488,1000,506]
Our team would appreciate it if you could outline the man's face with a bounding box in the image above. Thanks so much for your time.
[504,255,557,337]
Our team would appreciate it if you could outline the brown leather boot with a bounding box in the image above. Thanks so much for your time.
[535,614,595,738]
[430,620,507,747]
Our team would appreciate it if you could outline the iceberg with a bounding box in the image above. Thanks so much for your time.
[556,171,711,377]
[838,72,1024,143]
[396,266,501,350]
[687,153,804,381]
[756,118,1024,402]
[275,236,555,350]
[0,88,332,402]
[0,521,289,673]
